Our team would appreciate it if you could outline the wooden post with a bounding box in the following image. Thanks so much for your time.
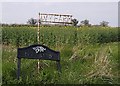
[37,13,40,44]
[37,13,40,73]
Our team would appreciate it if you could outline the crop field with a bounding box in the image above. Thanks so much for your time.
[2,26,120,85]
[2,26,119,46]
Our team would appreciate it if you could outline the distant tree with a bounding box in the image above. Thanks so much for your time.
[100,21,109,27]
[27,18,37,25]
[71,18,78,26]
[80,19,90,26]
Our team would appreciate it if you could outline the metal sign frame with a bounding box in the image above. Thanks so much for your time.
[39,13,73,25]
[17,44,61,80]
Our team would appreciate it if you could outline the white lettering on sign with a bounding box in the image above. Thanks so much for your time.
[33,46,46,53]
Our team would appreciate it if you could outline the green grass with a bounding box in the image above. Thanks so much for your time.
[2,42,119,84]
[1,26,119,84]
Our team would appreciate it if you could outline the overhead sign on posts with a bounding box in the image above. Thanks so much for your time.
[39,13,73,25]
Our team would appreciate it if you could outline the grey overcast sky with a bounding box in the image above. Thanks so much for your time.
[1,1,118,27]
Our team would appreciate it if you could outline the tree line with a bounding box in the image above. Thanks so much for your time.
[27,18,109,27]
[1,18,109,27]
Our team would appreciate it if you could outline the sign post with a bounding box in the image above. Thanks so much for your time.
[37,13,40,73]
[36,13,72,73]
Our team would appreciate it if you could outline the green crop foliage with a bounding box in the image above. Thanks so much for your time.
[2,26,119,47]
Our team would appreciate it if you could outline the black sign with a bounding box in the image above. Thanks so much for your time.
[17,44,61,80]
